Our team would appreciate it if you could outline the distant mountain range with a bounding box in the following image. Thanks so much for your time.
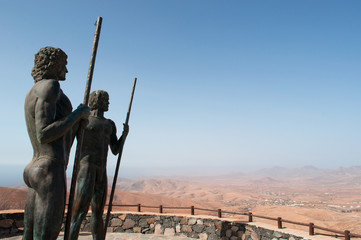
[7,165,361,190]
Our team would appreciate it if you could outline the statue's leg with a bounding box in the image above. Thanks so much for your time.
[33,162,66,240]
[69,163,95,240]
[22,188,35,240]
[91,171,107,240]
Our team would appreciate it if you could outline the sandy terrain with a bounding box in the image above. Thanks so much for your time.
[114,166,361,234]
[2,166,361,236]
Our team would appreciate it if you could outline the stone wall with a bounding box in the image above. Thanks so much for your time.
[87,212,309,240]
[0,211,329,240]
[0,211,24,238]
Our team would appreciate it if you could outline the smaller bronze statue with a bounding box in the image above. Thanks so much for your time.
[23,47,90,240]
[69,90,129,240]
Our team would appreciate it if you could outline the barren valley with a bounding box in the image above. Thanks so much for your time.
[2,166,361,235]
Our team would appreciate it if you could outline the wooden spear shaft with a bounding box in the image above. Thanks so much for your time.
[103,77,137,238]
[64,16,103,240]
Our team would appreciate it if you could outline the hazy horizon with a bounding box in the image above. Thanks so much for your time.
[2,164,360,187]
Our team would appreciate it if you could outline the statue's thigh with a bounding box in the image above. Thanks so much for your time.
[75,164,96,203]
[91,171,107,211]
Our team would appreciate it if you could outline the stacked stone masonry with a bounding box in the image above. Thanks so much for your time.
[101,212,304,240]
[0,212,24,238]
[0,211,323,240]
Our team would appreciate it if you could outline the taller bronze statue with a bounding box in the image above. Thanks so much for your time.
[23,47,90,240]
[69,90,129,240]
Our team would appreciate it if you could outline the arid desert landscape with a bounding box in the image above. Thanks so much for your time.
[2,166,361,235]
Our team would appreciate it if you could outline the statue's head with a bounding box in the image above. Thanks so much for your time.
[31,47,68,82]
[89,90,109,111]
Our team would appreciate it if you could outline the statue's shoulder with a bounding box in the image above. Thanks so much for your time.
[106,119,117,131]
[107,118,115,124]
[107,119,116,126]
[35,80,60,101]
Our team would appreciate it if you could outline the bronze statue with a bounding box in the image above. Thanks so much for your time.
[69,90,129,240]
[23,47,90,240]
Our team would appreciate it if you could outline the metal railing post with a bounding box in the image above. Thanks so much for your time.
[218,209,222,218]
[309,223,314,235]
[277,217,282,229]
[248,212,253,222]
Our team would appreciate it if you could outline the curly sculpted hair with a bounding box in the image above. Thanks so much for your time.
[89,90,109,110]
[31,47,68,82]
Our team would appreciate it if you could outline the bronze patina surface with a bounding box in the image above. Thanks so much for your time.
[23,47,89,240]
[69,90,128,240]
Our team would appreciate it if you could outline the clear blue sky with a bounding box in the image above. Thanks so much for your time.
[0,1,360,186]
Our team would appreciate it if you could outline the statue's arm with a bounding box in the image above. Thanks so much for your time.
[35,80,89,144]
[109,120,120,154]
[109,120,129,155]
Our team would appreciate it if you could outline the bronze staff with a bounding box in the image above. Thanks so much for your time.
[103,77,137,238]
[64,16,103,240]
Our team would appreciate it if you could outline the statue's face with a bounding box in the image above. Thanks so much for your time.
[99,94,109,112]
[58,62,68,81]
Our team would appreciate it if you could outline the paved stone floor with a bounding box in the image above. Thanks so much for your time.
[70,233,194,240]
[6,232,195,240]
